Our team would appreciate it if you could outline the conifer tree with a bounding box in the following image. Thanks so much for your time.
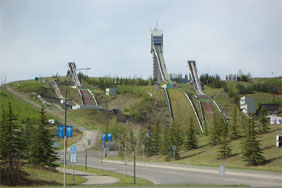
[258,107,269,133]
[209,114,221,145]
[230,107,239,139]
[241,116,265,165]
[29,108,58,169]
[170,121,181,159]
[151,123,161,155]
[184,119,198,150]
[0,102,22,185]
[161,125,173,155]
[217,118,232,159]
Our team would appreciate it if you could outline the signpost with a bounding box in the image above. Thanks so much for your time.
[172,146,176,160]
[219,164,226,185]
[70,145,76,184]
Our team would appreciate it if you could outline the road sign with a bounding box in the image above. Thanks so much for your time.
[58,126,64,137]
[219,164,226,176]
[70,153,76,163]
[101,133,112,141]
[172,146,176,151]
[58,125,73,137]
[66,126,73,137]
[70,145,76,153]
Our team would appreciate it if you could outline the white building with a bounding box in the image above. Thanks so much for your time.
[106,88,117,97]
[270,116,282,125]
[240,96,256,114]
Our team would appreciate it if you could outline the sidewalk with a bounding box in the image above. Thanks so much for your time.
[57,167,119,185]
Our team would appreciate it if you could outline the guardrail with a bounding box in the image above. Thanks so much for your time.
[181,89,203,132]
[163,88,173,126]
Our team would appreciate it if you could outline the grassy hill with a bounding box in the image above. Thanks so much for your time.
[3,77,281,173]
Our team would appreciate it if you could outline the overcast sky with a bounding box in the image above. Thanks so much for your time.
[1,0,281,83]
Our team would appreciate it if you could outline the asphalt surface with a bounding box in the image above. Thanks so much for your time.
[57,151,282,187]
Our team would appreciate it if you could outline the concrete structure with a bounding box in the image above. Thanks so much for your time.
[240,96,256,114]
[106,88,117,97]
[151,26,170,83]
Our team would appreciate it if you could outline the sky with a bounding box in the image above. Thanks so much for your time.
[0,0,281,83]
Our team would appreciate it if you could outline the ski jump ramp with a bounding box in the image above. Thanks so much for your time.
[187,61,205,95]
[151,28,170,83]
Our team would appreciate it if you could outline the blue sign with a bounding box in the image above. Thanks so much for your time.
[107,133,112,141]
[66,126,73,137]
[58,126,64,137]
[70,145,76,153]
[101,133,112,141]
[58,125,73,138]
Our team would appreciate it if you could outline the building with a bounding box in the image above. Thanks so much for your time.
[270,116,282,125]
[106,88,117,97]
[151,26,170,83]
[240,96,256,114]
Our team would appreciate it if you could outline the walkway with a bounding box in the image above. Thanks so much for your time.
[56,167,119,185]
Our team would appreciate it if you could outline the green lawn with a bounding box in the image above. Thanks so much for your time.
[168,89,200,131]
[132,125,282,173]
[62,164,153,186]
[23,165,87,186]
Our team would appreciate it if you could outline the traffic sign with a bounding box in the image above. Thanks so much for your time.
[58,125,73,138]
[101,133,112,141]
[219,164,226,176]
[70,145,76,153]
[70,153,76,163]
[172,146,176,151]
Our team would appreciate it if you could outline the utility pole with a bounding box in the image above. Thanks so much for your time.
[63,85,68,188]
[104,97,109,157]
[134,149,136,184]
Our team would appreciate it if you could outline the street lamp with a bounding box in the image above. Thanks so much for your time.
[63,73,71,188]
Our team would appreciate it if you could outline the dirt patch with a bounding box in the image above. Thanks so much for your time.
[202,102,215,114]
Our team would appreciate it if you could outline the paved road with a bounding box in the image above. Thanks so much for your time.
[57,151,282,187]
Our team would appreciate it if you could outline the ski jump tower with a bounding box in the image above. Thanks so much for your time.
[151,27,170,83]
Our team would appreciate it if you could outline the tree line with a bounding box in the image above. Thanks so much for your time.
[76,72,154,90]
[0,103,57,186]
[114,106,268,166]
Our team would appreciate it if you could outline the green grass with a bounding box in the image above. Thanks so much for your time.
[61,164,153,186]
[23,165,87,186]
[139,125,282,173]
[68,108,108,130]
[0,165,87,186]
[168,89,199,131]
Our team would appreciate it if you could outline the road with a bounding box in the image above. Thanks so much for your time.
[57,151,282,187]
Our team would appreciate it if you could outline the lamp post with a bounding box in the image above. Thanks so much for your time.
[63,74,71,188]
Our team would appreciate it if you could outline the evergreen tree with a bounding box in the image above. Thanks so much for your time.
[29,108,58,169]
[170,121,181,159]
[150,123,161,155]
[204,121,208,136]
[184,119,198,150]
[0,102,23,185]
[209,114,221,145]
[161,125,173,155]
[230,107,239,139]
[258,107,269,133]
[241,116,265,165]
[217,118,232,159]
